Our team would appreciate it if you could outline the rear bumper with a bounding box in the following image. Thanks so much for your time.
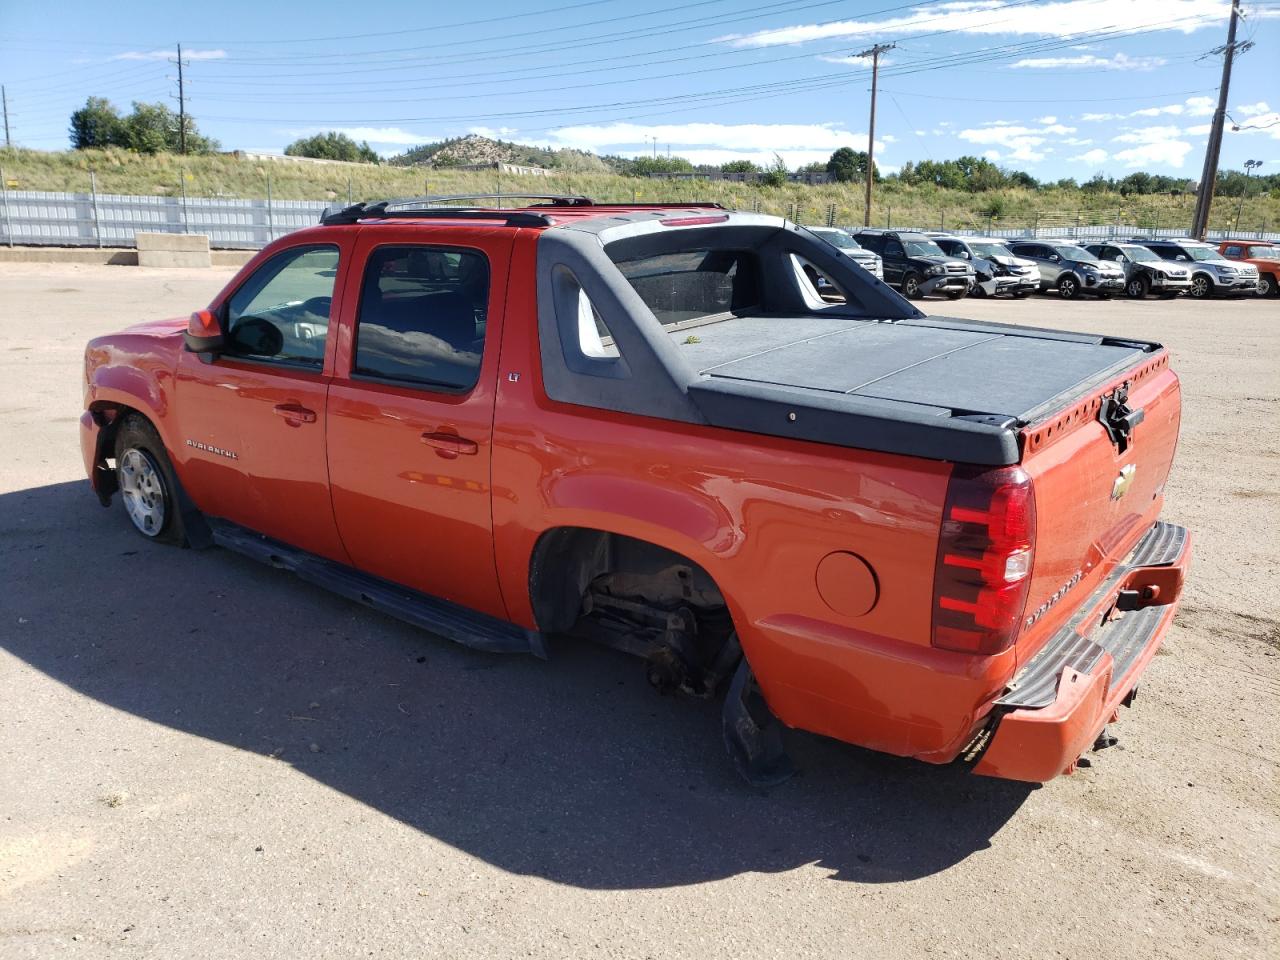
[920,275,972,296]
[973,521,1191,783]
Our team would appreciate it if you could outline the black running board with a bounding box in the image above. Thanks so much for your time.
[208,519,548,659]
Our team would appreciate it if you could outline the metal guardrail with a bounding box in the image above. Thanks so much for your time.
[0,189,328,249]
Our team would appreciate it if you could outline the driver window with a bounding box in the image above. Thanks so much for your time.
[884,239,905,257]
[225,245,339,367]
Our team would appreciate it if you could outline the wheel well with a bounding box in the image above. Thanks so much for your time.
[528,527,726,633]
[87,402,145,501]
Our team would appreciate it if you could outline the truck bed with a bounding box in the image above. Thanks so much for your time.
[678,314,1155,465]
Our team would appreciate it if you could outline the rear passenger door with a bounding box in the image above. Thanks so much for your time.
[881,237,907,286]
[325,228,514,620]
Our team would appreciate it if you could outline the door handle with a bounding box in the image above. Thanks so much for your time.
[421,431,479,458]
[273,402,317,424]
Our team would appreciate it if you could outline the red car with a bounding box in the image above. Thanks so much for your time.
[81,197,1191,785]
[1217,239,1280,297]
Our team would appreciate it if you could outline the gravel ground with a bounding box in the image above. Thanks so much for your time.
[1,262,1277,959]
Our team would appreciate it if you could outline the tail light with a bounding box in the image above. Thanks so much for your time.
[932,465,1036,655]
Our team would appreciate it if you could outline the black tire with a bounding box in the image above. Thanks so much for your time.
[901,272,923,299]
[1013,290,1032,299]
[945,288,967,300]
[114,415,187,546]
[1125,275,1150,299]
[1058,274,1080,300]
[1259,273,1278,297]
[1159,291,1180,299]
[970,282,988,298]
[1188,273,1213,299]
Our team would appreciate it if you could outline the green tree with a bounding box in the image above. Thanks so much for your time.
[721,159,760,174]
[624,155,695,176]
[826,146,875,182]
[761,153,789,187]
[69,97,126,149]
[284,131,380,164]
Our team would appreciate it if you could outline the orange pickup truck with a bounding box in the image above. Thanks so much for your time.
[80,197,1190,785]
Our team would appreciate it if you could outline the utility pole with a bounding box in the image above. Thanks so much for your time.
[174,43,187,155]
[1191,0,1252,239]
[2,85,10,148]
[855,42,894,226]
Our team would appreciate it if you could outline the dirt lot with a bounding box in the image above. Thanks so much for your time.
[1,262,1277,959]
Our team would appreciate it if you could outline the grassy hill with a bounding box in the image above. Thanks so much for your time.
[3,146,1276,235]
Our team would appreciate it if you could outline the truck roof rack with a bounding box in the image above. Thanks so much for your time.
[319,195,727,226]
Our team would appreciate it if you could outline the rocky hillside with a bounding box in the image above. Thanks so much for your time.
[390,134,610,172]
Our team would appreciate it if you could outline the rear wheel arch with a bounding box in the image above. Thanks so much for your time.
[527,526,731,634]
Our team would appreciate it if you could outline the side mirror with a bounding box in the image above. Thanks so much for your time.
[1048,254,1060,263]
[960,250,971,260]
[1176,255,1189,261]
[1114,255,1126,263]
[184,309,225,356]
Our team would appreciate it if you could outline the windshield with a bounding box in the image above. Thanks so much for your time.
[812,228,861,250]
[1182,245,1221,261]
[1053,245,1096,262]
[1119,245,1158,262]
[1249,245,1280,259]
[969,242,1013,259]
[904,239,946,258]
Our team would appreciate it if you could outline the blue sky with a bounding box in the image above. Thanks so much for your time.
[2,0,1278,179]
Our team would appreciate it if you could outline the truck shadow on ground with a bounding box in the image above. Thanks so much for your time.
[2,480,1034,889]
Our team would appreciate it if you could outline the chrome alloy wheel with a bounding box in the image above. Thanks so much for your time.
[119,447,168,537]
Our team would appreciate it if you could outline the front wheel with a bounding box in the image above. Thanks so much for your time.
[901,273,923,299]
[1259,274,1277,297]
[1058,274,1080,300]
[1188,274,1213,299]
[1126,276,1149,299]
[114,416,186,545]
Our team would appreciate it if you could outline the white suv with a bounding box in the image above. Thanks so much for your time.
[1131,238,1259,299]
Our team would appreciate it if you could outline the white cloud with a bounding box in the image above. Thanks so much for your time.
[718,0,1231,48]
[468,126,519,139]
[958,121,1077,163]
[1011,53,1166,70]
[914,129,928,136]
[1037,116,1059,124]
[1131,104,1184,117]
[983,150,1001,161]
[545,122,884,170]
[1184,96,1215,117]
[547,121,871,152]
[1110,127,1194,166]
[1113,140,1194,167]
[1081,112,1125,122]
[817,54,893,66]
[1070,148,1109,165]
[1235,101,1271,117]
[1184,122,1212,136]
[283,126,434,146]
[113,48,226,61]
[1062,137,1094,146]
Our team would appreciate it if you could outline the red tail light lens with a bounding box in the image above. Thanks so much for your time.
[932,464,1037,655]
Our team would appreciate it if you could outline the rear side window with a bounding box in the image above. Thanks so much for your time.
[353,246,489,390]
[611,249,759,325]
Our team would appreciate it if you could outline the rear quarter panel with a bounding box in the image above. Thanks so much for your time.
[491,232,1012,760]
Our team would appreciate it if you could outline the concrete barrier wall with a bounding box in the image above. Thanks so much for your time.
[136,232,212,268]
[0,190,327,249]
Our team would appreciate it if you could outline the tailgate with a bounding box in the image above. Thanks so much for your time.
[1016,351,1181,667]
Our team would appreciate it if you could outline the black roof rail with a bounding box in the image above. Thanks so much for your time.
[319,200,553,227]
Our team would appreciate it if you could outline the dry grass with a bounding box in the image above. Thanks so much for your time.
[2,147,1276,234]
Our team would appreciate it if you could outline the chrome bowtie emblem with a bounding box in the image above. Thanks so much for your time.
[1112,464,1136,500]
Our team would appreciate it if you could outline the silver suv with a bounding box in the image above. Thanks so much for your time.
[1006,239,1125,299]
[806,227,884,280]
[929,234,1039,298]
[1128,238,1259,299]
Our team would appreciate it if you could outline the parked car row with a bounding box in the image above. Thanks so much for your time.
[807,226,1277,301]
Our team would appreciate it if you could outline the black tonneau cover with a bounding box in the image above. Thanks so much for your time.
[679,314,1154,465]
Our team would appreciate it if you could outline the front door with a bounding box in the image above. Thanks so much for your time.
[325,230,513,620]
[174,241,352,563]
